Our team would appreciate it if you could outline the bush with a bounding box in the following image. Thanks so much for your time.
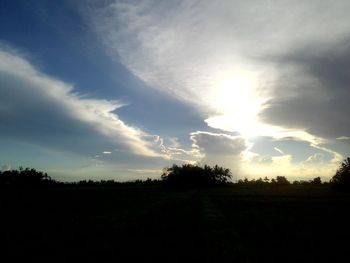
[161,164,232,187]
[0,167,54,186]
[271,176,290,185]
[331,157,350,190]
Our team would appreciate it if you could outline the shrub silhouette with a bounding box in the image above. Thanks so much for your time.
[331,157,350,190]
[293,177,322,185]
[0,167,54,186]
[311,177,322,185]
[237,176,291,185]
[274,176,290,185]
[161,164,231,187]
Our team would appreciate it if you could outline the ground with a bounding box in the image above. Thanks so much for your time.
[1,184,350,262]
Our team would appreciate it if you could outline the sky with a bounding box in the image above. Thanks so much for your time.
[1,0,350,181]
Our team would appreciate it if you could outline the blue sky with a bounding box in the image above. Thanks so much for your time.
[1,0,350,181]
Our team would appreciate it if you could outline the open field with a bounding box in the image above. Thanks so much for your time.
[1,184,350,262]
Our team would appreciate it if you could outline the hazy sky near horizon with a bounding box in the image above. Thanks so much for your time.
[1,0,350,181]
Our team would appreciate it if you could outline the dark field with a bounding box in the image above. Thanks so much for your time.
[1,185,350,262]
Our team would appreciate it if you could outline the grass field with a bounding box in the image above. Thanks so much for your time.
[1,184,350,262]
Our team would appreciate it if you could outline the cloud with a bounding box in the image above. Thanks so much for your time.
[190,131,247,155]
[1,164,11,171]
[303,153,324,165]
[86,1,350,112]
[260,40,350,141]
[245,153,337,181]
[337,136,350,141]
[81,1,350,178]
[189,131,248,175]
[244,154,294,179]
[274,147,284,155]
[83,1,350,148]
[250,155,273,165]
[0,48,168,162]
[0,48,211,179]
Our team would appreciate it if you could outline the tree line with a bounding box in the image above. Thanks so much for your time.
[1,158,350,190]
[236,176,322,185]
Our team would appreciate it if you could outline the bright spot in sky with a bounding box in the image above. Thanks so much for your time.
[207,69,269,137]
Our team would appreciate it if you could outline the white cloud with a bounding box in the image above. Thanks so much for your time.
[85,0,350,139]
[0,48,169,161]
[337,136,350,140]
[81,1,350,178]
[245,153,337,181]
[82,0,350,172]
[189,131,248,176]
[303,153,324,165]
[190,131,247,155]
[250,155,273,165]
[274,147,284,155]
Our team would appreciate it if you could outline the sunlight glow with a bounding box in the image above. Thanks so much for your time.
[205,68,326,145]
[207,69,269,137]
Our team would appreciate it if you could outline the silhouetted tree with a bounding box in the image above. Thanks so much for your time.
[273,176,290,185]
[331,157,350,190]
[0,167,54,186]
[237,176,292,185]
[161,164,232,187]
[311,177,322,185]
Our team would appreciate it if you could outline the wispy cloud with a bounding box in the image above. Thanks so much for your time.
[0,48,168,162]
[85,1,350,145]
[190,131,248,175]
[303,153,324,165]
[336,136,350,141]
[274,147,284,155]
[1,164,11,171]
[246,153,337,181]
[79,1,350,178]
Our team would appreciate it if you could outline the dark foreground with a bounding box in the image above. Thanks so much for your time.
[1,184,350,262]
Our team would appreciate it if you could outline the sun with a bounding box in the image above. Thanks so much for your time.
[207,69,270,137]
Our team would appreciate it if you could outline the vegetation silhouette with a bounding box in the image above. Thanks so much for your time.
[237,175,291,185]
[0,167,56,186]
[274,175,290,185]
[292,176,323,185]
[236,176,327,186]
[0,165,328,188]
[161,164,231,187]
[331,157,350,191]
